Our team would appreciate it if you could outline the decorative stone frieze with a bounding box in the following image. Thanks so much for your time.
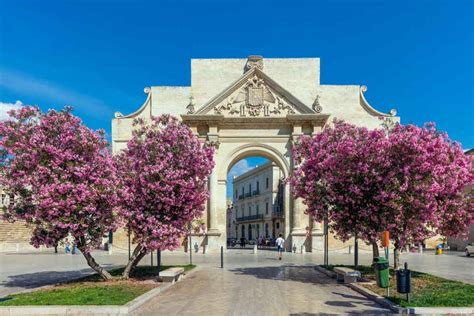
[213,75,296,117]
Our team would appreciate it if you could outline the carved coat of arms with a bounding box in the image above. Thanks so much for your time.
[214,74,296,117]
[248,87,264,106]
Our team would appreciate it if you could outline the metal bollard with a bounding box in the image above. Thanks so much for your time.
[253,244,258,254]
[157,250,161,278]
[220,246,224,268]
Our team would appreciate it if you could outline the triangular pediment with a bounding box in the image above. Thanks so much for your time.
[194,68,315,117]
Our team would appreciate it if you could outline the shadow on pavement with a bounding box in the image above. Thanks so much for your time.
[0,264,116,290]
[230,265,336,285]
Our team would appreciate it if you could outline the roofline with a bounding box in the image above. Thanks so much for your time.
[232,161,277,183]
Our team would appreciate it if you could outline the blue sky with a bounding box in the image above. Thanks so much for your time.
[0,2,472,153]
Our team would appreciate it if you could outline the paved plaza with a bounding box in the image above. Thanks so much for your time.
[1,248,472,299]
[134,263,391,315]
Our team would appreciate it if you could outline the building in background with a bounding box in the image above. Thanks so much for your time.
[226,199,233,238]
[231,162,285,241]
[448,149,474,251]
[0,187,33,252]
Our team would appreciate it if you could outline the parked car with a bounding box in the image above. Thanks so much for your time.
[465,243,474,256]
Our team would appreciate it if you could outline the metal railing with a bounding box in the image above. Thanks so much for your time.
[272,205,284,218]
[236,214,264,222]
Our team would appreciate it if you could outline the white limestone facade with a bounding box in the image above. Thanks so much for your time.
[231,162,285,241]
[112,56,399,253]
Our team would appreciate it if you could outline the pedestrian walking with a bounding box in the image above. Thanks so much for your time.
[275,234,285,260]
[64,240,71,254]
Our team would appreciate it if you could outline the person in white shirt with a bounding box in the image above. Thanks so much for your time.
[275,234,285,260]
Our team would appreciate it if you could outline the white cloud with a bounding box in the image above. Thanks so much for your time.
[228,159,253,180]
[0,70,114,119]
[0,100,23,121]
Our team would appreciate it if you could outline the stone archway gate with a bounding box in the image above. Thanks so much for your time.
[111,56,398,253]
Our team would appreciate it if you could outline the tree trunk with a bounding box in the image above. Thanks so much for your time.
[79,246,114,280]
[371,241,380,258]
[393,247,400,269]
[122,244,147,279]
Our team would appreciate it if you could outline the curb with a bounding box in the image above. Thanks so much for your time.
[314,265,401,313]
[316,265,474,315]
[0,267,201,316]
[347,282,404,314]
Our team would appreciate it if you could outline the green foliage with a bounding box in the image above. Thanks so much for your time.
[321,265,474,307]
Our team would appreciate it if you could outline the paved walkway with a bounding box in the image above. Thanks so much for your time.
[133,263,392,315]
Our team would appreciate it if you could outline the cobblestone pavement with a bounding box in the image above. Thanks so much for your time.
[133,264,392,315]
[0,248,472,298]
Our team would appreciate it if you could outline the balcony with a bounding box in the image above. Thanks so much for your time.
[272,206,284,218]
[236,214,264,222]
[252,189,260,196]
[244,192,251,198]
[238,194,244,200]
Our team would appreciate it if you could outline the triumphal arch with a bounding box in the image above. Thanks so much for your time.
[112,56,398,253]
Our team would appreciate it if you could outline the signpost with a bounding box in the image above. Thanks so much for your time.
[381,231,390,296]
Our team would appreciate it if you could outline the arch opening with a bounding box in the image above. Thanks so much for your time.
[225,153,287,250]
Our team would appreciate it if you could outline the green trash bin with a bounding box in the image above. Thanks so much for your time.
[373,256,390,288]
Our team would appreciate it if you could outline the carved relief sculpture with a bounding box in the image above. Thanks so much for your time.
[312,95,323,113]
[214,75,296,117]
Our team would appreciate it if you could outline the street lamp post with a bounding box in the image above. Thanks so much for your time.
[324,215,329,266]
[189,223,192,265]
[128,225,131,261]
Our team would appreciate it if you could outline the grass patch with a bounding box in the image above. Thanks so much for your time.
[321,264,474,307]
[0,264,195,306]
[0,282,154,306]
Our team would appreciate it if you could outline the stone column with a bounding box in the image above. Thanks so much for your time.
[290,123,307,253]
[207,168,219,234]
[204,127,223,252]
[310,124,324,252]
[311,215,324,252]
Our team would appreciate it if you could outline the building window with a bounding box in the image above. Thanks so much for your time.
[249,183,251,193]
[256,204,259,215]
[266,177,269,189]
[265,202,269,214]
[265,223,269,237]
[9,194,14,206]
[241,225,245,238]
[257,224,260,237]
[242,187,244,196]
[248,206,251,215]
[235,189,238,199]
[276,222,280,229]
[256,181,259,192]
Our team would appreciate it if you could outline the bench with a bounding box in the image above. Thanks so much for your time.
[333,267,361,284]
[159,267,185,283]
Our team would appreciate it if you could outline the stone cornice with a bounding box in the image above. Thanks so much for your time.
[181,114,224,124]
[182,113,330,127]
[286,114,330,125]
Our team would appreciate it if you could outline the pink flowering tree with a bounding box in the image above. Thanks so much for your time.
[290,120,393,260]
[291,119,473,268]
[115,115,214,278]
[0,106,119,280]
[386,123,473,267]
